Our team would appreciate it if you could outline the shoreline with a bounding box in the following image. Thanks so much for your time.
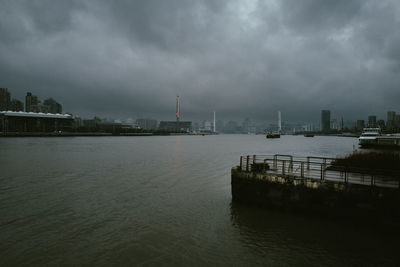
[0,132,218,137]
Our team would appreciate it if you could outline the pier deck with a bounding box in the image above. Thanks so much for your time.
[238,154,400,189]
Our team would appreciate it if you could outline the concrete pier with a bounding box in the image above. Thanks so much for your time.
[231,155,400,219]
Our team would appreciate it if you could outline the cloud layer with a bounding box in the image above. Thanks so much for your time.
[1,0,399,122]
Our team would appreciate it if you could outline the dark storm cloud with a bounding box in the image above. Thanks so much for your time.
[0,0,399,122]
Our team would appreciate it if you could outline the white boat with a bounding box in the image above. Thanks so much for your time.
[359,128,400,148]
[358,128,381,147]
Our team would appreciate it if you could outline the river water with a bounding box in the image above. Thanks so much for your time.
[0,135,398,266]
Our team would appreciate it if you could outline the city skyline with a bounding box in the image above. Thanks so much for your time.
[0,1,399,121]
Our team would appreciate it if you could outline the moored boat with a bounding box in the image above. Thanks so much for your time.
[266,132,280,138]
[358,128,381,147]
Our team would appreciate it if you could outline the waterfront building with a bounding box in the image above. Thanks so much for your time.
[202,120,212,132]
[321,110,331,132]
[136,118,157,130]
[159,121,192,132]
[0,88,11,111]
[368,115,377,127]
[0,111,73,132]
[83,117,102,131]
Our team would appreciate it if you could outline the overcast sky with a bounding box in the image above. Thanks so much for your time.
[1,0,399,122]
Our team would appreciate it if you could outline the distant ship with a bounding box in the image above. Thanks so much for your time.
[358,128,381,147]
[266,132,280,138]
[304,133,315,137]
[266,111,282,138]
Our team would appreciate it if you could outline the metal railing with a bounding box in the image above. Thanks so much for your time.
[238,154,400,189]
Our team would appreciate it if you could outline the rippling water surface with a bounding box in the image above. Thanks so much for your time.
[0,135,398,266]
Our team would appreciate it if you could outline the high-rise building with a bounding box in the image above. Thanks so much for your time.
[25,92,39,112]
[395,115,400,128]
[0,88,11,111]
[356,120,365,131]
[43,98,62,114]
[10,99,24,111]
[368,115,377,127]
[321,110,331,132]
[387,111,396,121]
[387,111,396,129]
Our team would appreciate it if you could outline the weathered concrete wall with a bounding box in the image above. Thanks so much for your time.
[231,168,400,219]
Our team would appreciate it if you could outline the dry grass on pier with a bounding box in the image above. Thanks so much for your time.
[329,152,400,177]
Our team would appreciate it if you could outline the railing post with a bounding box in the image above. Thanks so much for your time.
[301,162,304,178]
[253,155,256,164]
[282,161,286,176]
[289,156,293,172]
[320,164,324,180]
[239,156,243,170]
[246,155,250,172]
[307,157,310,170]
[273,155,277,169]
[263,159,267,173]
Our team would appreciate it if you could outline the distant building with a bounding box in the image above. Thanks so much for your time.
[136,118,157,130]
[368,115,377,127]
[224,121,239,133]
[387,111,396,129]
[159,121,192,132]
[216,120,224,132]
[395,115,400,128]
[387,111,396,122]
[356,120,365,131]
[83,117,102,131]
[0,111,73,132]
[25,92,39,112]
[202,120,212,132]
[242,118,256,134]
[0,88,11,111]
[10,99,24,112]
[321,110,331,132]
[377,120,385,129]
[330,118,339,130]
[43,98,62,114]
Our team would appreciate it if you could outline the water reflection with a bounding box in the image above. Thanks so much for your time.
[0,135,398,266]
[230,202,399,266]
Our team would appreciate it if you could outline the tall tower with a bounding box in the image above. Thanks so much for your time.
[176,94,180,132]
[341,116,344,131]
[176,94,180,122]
[213,111,216,132]
[278,111,282,132]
